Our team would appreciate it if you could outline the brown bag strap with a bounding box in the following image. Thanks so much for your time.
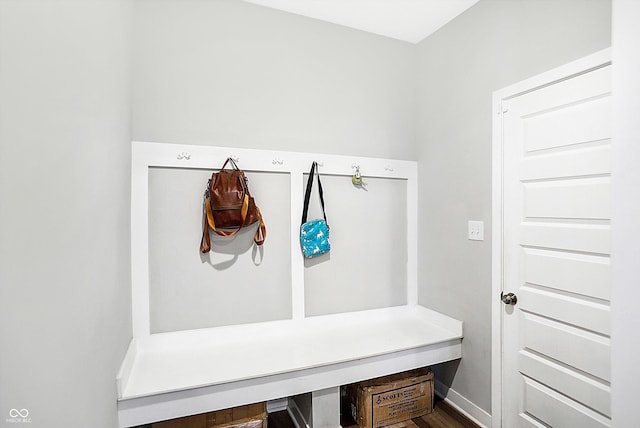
[253,207,266,246]
[200,201,212,253]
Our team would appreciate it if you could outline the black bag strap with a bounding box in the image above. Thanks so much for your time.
[301,161,327,225]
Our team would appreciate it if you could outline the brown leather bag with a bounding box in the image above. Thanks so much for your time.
[200,158,266,253]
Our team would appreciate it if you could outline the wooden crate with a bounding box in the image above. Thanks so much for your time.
[152,402,267,428]
[342,368,434,428]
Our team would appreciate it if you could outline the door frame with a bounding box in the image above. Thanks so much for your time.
[490,48,611,428]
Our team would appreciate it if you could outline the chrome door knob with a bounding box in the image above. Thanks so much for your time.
[501,292,518,305]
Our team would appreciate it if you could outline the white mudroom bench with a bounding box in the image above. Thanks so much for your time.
[117,142,463,427]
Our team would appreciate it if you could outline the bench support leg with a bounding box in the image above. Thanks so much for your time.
[311,387,340,428]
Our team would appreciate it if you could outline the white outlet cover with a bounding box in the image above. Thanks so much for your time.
[468,220,484,241]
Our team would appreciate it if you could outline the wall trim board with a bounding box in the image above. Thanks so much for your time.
[116,338,138,399]
[434,381,491,428]
[491,48,612,428]
[611,1,640,424]
[492,49,612,104]
[130,140,419,339]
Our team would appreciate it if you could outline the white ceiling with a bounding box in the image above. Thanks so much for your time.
[242,0,479,44]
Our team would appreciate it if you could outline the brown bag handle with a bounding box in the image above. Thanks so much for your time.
[220,157,240,171]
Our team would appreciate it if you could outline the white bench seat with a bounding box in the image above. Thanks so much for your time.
[117,305,462,427]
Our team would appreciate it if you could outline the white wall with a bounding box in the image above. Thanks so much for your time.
[0,1,132,427]
[415,0,611,414]
[132,0,417,161]
[611,1,640,425]
[0,0,623,425]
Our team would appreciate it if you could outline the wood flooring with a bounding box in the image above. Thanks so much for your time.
[410,399,481,428]
[268,397,481,428]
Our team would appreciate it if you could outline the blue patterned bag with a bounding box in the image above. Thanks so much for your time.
[300,218,330,258]
[300,162,330,258]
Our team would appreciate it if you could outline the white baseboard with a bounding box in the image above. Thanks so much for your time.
[435,380,492,428]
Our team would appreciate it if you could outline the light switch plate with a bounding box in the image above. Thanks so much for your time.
[468,220,484,241]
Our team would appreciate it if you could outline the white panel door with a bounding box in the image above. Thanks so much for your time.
[502,64,611,427]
